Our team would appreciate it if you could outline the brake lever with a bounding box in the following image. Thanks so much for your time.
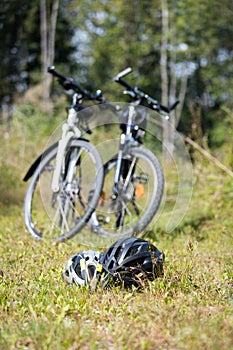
[123,90,136,98]
[81,120,92,135]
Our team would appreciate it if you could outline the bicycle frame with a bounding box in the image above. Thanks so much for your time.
[24,66,108,241]
[113,105,139,194]
[111,65,179,198]
[51,93,82,193]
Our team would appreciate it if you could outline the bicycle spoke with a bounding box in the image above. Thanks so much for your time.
[123,157,136,191]
[92,146,163,238]
[57,195,70,232]
[25,140,104,241]
[131,200,140,216]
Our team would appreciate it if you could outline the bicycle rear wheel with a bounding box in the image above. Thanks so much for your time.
[90,146,164,238]
[24,139,104,242]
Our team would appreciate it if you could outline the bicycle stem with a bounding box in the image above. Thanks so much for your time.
[126,105,135,135]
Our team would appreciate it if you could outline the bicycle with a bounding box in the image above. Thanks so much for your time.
[23,66,105,242]
[90,67,179,238]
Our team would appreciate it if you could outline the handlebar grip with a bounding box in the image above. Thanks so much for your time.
[169,100,180,111]
[159,104,170,113]
[159,100,180,113]
[113,67,132,81]
[47,65,55,73]
[47,66,68,81]
[48,66,85,94]
[48,66,109,102]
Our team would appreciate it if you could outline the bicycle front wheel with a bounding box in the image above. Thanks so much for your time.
[90,146,164,238]
[24,139,104,242]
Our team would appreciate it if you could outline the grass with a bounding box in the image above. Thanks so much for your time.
[0,109,233,349]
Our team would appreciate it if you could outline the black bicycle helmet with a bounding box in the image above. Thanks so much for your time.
[62,250,103,290]
[100,237,165,287]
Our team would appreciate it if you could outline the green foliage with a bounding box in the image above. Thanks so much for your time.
[68,0,233,151]
[72,0,162,97]
[1,0,232,154]
[0,0,76,113]
[209,122,228,148]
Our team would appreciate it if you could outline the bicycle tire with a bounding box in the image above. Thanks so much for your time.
[91,146,164,238]
[24,139,104,242]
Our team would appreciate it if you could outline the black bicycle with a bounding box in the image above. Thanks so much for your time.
[90,67,179,238]
[23,66,105,242]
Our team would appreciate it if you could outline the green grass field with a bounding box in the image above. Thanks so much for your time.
[0,114,232,350]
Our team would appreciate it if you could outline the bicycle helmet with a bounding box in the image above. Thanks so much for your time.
[62,250,103,288]
[100,237,165,287]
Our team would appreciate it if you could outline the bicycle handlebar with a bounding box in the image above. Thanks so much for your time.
[47,66,121,117]
[113,67,179,113]
[113,67,132,82]
[48,66,104,102]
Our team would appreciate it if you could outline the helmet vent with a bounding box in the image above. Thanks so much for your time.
[128,246,139,256]
[115,246,122,260]
[88,265,96,279]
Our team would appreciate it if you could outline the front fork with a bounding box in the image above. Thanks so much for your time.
[51,122,81,193]
[113,105,136,195]
[112,133,125,196]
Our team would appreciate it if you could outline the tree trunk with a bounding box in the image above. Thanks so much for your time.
[167,24,177,157]
[188,99,203,146]
[160,0,189,162]
[40,0,47,78]
[48,0,59,66]
[176,66,189,127]
[40,0,59,103]
[161,0,168,108]
[161,0,170,162]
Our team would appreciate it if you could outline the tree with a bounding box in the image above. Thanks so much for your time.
[0,0,39,118]
[161,0,190,159]
[1,0,232,153]
[161,0,171,160]
[71,0,161,95]
[174,0,233,146]
[40,0,59,102]
[0,0,76,118]
[70,0,232,155]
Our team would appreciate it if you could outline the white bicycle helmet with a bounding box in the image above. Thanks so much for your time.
[62,250,103,288]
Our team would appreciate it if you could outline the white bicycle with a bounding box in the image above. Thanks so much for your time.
[23,66,105,242]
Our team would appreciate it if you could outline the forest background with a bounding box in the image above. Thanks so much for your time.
[1,0,233,150]
[0,1,232,349]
